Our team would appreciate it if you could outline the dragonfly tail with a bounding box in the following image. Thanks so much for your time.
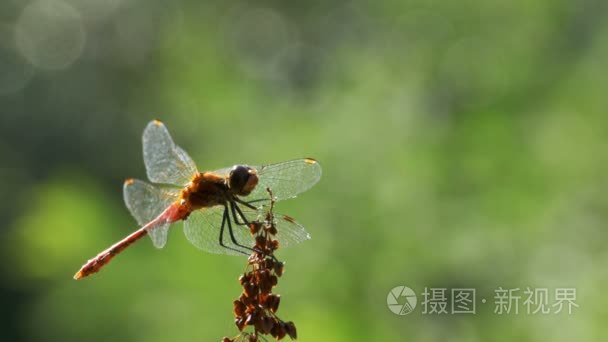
[73,203,185,280]
[73,227,149,280]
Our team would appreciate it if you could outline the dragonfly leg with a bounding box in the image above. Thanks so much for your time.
[230,201,250,226]
[219,206,249,256]
[231,201,280,262]
[235,197,258,210]
[224,204,256,254]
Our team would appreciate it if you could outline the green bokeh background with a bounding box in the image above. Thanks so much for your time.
[1,1,608,341]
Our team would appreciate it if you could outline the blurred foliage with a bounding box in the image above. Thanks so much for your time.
[2,0,608,341]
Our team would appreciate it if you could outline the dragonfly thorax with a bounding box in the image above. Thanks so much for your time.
[179,166,258,211]
[180,172,229,210]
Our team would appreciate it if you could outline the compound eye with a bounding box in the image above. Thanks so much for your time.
[229,165,251,192]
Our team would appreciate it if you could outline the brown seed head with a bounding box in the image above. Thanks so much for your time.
[239,273,251,285]
[255,235,266,249]
[249,222,262,234]
[270,275,278,287]
[226,188,298,341]
[243,282,258,298]
[235,317,246,331]
[284,322,297,339]
[270,321,287,340]
[233,300,246,317]
[258,315,274,334]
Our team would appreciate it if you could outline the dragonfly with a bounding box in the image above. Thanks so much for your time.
[74,120,321,280]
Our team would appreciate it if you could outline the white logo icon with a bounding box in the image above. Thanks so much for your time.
[387,286,417,315]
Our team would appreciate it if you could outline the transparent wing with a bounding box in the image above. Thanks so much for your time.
[244,158,322,207]
[211,166,232,178]
[142,120,198,186]
[183,205,248,256]
[123,179,180,248]
[239,205,312,248]
[183,205,311,255]
[147,222,171,249]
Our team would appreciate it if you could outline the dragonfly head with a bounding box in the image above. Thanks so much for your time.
[228,165,259,196]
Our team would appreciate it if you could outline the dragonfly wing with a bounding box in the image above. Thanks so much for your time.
[238,206,311,248]
[123,179,180,248]
[273,214,311,248]
[184,206,255,256]
[148,222,170,249]
[244,158,322,207]
[142,120,198,186]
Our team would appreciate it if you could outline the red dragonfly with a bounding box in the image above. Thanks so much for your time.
[74,120,321,280]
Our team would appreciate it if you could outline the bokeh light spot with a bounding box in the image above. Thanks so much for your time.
[224,6,294,80]
[0,24,35,94]
[15,0,86,70]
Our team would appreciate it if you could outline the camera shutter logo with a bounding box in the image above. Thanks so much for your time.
[387,286,417,315]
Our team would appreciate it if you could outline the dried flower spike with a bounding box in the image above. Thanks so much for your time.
[225,188,298,341]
